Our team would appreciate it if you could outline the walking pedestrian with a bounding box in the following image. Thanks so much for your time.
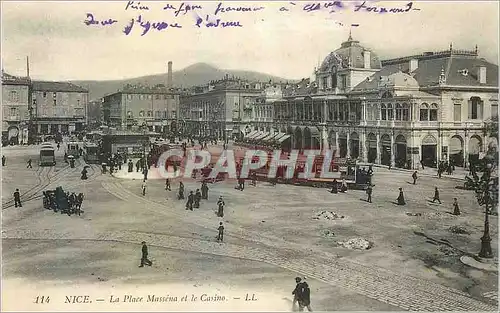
[216,222,224,242]
[420,159,425,170]
[412,171,417,185]
[27,159,32,169]
[178,182,185,200]
[165,179,171,191]
[139,241,153,267]
[2,155,5,166]
[217,196,225,217]
[366,185,372,203]
[194,189,201,208]
[201,181,209,199]
[186,191,194,210]
[141,179,147,196]
[143,167,148,180]
[13,188,22,208]
[432,187,441,204]
[292,277,303,311]
[330,178,338,194]
[397,187,406,205]
[453,198,460,215]
[299,277,313,312]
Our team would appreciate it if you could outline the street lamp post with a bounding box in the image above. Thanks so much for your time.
[477,162,494,258]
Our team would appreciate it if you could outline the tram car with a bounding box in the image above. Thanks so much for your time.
[39,143,56,166]
[83,142,100,164]
[66,141,80,158]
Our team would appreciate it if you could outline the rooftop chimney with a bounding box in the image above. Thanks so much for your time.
[478,65,487,84]
[363,50,371,69]
[409,59,419,72]
[167,61,173,89]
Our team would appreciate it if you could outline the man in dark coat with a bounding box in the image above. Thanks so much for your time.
[139,241,153,267]
[432,187,442,204]
[299,277,312,312]
[412,171,418,184]
[330,178,338,194]
[216,222,224,242]
[27,159,32,168]
[217,196,225,217]
[178,182,185,199]
[165,179,171,191]
[453,198,460,215]
[186,191,194,210]
[2,155,5,166]
[397,187,406,205]
[201,181,209,199]
[366,185,373,203]
[13,189,22,208]
[128,160,134,172]
[194,189,201,208]
[292,277,303,311]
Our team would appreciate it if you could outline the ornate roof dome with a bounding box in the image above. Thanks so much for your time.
[319,34,382,71]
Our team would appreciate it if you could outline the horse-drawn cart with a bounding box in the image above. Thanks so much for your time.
[42,186,84,216]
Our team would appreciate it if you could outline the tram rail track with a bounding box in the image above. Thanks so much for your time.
[2,160,99,210]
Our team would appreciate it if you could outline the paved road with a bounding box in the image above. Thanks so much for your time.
[3,179,496,311]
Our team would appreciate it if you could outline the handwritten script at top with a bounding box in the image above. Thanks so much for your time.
[83,1,420,36]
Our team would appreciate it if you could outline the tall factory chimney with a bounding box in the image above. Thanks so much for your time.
[167,61,173,89]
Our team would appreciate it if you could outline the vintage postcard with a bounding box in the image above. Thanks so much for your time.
[1,0,499,311]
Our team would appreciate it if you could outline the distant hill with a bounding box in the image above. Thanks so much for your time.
[71,63,294,100]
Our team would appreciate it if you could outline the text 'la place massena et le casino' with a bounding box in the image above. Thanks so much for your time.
[83,1,420,35]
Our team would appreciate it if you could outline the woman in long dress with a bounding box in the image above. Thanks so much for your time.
[397,187,406,205]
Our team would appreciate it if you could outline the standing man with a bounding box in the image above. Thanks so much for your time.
[217,196,225,217]
[13,189,22,208]
[292,277,303,311]
[453,198,461,215]
[194,189,202,208]
[216,222,224,242]
[27,158,32,169]
[432,187,442,204]
[412,171,418,185]
[2,155,5,166]
[186,191,194,211]
[201,181,209,199]
[139,241,153,267]
[165,179,171,191]
[366,185,373,203]
[397,187,406,205]
[299,277,313,312]
[141,179,147,196]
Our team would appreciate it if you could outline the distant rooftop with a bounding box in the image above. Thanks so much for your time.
[382,46,479,66]
[32,80,88,93]
[2,71,30,85]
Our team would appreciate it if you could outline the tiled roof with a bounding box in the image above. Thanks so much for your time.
[350,66,401,92]
[445,57,498,86]
[32,81,88,93]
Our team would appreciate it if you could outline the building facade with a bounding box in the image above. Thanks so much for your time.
[271,35,498,169]
[251,84,283,133]
[2,72,31,144]
[102,85,180,134]
[32,81,89,134]
[179,76,262,139]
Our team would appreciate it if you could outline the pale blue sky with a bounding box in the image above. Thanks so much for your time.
[2,1,498,81]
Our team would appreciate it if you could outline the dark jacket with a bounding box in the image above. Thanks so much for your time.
[142,244,148,256]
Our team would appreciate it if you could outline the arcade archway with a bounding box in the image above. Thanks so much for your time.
[367,133,377,163]
[449,135,464,167]
[350,132,359,159]
[421,134,437,167]
[468,135,482,164]
[395,134,407,168]
[380,134,391,166]
[338,132,347,158]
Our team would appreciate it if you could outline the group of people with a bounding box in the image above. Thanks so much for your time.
[42,189,85,216]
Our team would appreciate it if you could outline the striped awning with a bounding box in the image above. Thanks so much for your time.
[277,134,291,143]
[247,131,263,139]
[254,132,269,140]
[245,130,258,138]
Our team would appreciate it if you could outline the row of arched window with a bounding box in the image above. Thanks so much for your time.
[126,110,169,118]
